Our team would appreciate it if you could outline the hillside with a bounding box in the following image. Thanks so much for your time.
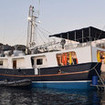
[0,43,26,53]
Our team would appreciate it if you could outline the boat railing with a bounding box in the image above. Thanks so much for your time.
[31,41,92,54]
[94,39,105,49]
[30,39,105,54]
[64,42,91,50]
[65,39,105,50]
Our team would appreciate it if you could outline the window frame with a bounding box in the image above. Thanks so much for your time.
[36,59,43,65]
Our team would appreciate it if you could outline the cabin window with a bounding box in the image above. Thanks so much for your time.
[97,50,105,63]
[37,59,43,65]
[56,51,78,66]
[31,56,47,68]
[0,61,3,66]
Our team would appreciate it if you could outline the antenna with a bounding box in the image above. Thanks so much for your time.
[38,0,40,17]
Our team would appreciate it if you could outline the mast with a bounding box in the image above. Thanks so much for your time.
[26,5,38,48]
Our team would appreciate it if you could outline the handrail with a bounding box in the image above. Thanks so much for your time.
[90,63,105,90]
[94,67,105,86]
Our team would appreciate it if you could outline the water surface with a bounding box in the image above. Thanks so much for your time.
[0,87,104,105]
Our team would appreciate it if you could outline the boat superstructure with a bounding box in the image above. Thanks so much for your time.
[0,5,105,89]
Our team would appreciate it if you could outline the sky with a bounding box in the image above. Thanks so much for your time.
[0,0,105,45]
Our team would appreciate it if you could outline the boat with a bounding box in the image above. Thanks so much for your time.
[0,5,105,89]
[0,79,31,87]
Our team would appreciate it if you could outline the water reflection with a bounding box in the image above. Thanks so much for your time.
[0,87,104,105]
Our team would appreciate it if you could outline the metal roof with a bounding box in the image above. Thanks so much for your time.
[49,26,105,43]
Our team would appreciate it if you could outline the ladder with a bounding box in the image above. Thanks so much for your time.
[93,67,105,91]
